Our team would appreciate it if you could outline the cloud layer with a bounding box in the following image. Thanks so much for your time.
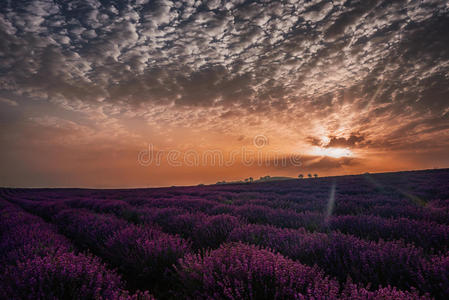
[0,0,448,186]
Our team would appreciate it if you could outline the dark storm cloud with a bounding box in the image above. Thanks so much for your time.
[304,156,359,170]
[307,136,322,147]
[0,0,448,137]
[307,132,367,148]
[327,133,365,148]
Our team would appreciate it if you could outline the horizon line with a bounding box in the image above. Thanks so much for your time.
[1,167,448,190]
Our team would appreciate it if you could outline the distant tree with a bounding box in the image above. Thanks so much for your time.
[298,174,303,179]
[244,178,249,183]
[249,177,253,182]
[308,174,312,178]
[314,174,318,178]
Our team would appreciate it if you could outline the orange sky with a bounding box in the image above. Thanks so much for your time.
[1,100,447,187]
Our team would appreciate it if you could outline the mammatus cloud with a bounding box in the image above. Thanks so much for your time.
[0,0,448,186]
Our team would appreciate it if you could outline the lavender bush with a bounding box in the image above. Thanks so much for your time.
[104,225,191,289]
[229,224,431,294]
[0,201,150,299]
[1,252,125,300]
[175,242,428,300]
[175,242,342,299]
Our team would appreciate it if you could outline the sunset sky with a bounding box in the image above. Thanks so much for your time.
[1,0,448,187]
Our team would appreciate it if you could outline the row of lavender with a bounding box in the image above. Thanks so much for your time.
[7,170,449,225]
[4,189,449,299]
[1,196,432,299]
[72,204,449,298]
[132,169,449,223]
[5,178,449,254]
[0,200,153,299]
[9,188,449,255]
[5,169,449,223]
[38,190,448,254]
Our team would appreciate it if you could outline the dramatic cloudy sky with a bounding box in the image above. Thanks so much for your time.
[1,0,448,187]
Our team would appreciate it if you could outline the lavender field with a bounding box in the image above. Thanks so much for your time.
[1,169,449,299]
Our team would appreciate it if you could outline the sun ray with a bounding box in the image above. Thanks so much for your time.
[324,180,337,224]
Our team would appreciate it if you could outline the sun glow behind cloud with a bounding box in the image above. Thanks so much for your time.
[309,146,354,158]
